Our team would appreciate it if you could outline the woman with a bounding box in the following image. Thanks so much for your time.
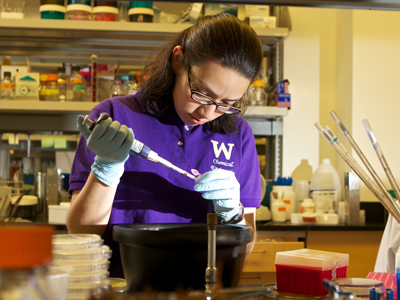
[67,13,263,278]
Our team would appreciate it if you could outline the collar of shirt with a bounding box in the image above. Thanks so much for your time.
[134,89,197,131]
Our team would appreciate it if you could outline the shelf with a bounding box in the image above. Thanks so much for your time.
[0,100,287,118]
[0,100,96,115]
[245,106,288,119]
[0,19,289,64]
[0,101,286,134]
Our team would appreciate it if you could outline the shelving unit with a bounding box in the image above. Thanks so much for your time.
[0,18,289,132]
[0,19,288,65]
[0,15,289,178]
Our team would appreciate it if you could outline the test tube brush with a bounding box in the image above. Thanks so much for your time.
[323,124,398,216]
[315,112,400,223]
[330,111,400,219]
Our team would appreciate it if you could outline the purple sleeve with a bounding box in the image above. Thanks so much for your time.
[238,120,261,209]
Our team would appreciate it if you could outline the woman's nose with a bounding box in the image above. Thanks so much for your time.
[200,104,218,120]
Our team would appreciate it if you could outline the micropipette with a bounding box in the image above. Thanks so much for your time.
[82,113,197,181]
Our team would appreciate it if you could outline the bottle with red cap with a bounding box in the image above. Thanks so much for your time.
[0,225,55,299]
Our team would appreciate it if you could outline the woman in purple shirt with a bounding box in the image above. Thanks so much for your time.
[67,13,263,278]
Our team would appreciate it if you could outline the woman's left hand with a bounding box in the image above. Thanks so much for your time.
[194,169,241,219]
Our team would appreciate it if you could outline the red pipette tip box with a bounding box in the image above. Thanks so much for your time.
[275,249,349,296]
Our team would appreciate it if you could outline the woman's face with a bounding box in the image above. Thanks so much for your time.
[172,48,251,126]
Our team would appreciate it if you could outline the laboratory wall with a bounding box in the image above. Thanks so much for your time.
[351,9,400,202]
[283,7,400,202]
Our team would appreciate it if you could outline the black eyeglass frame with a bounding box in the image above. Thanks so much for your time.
[187,67,242,115]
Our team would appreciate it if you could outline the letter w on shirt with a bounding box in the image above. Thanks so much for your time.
[211,140,234,160]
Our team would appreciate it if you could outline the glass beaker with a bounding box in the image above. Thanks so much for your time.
[1,0,25,12]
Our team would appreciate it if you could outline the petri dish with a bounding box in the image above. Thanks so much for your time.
[110,277,128,293]
[68,270,109,284]
[52,234,103,250]
[67,280,111,299]
[333,278,385,298]
[52,259,110,273]
[53,245,112,261]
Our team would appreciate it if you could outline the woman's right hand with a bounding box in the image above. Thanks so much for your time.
[77,115,134,163]
[76,115,134,187]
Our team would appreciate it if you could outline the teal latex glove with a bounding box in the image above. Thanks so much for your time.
[76,115,134,187]
[194,169,241,219]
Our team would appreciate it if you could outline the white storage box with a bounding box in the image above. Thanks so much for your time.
[49,202,71,224]
[245,5,270,17]
[250,16,276,29]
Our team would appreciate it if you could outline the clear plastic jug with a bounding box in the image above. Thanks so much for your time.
[310,158,341,213]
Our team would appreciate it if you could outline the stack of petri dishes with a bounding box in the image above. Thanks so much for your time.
[52,234,112,300]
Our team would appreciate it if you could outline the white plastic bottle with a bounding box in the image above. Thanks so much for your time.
[270,185,296,220]
[310,158,341,213]
[293,180,310,213]
[271,199,286,222]
[301,198,315,213]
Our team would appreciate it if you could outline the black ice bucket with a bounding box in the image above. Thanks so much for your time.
[113,223,253,293]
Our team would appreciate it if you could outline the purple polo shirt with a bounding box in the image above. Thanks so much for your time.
[69,91,261,278]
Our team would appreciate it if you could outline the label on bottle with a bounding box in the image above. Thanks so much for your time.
[0,83,15,90]
[310,189,337,211]
[301,206,314,213]
[73,85,85,91]
[45,88,60,95]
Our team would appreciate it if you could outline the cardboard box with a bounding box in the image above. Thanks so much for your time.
[276,93,291,108]
[245,5,270,17]
[15,72,40,100]
[250,16,276,29]
[204,4,238,17]
[277,81,289,93]
[1,65,28,80]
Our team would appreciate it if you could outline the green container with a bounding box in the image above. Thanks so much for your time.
[129,1,152,9]
[40,0,64,4]
[40,4,66,19]
[67,0,91,5]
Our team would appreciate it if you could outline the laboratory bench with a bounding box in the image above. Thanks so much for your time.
[256,220,386,232]
[14,220,385,285]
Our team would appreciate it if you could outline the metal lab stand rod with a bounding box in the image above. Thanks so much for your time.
[205,213,218,299]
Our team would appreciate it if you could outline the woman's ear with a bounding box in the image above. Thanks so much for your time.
[171,45,183,73]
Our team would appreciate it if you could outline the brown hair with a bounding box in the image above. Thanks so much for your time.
[140,13,263,134]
